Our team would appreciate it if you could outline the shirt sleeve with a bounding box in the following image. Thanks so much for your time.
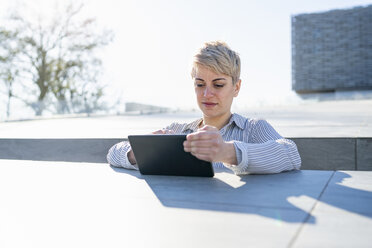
[224,119,301,175]
[106,141,139,170]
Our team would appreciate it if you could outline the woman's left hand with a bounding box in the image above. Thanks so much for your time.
[183,125,237,165]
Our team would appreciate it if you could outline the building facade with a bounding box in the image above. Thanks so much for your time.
[292,5,372,93]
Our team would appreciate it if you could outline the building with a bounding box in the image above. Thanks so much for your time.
[291,5,372,93]
[125,102,170,114]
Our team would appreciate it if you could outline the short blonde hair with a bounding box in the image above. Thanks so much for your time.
[191,41,241,84]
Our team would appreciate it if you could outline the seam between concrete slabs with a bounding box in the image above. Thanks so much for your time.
[355,139,358,170]
[287,170,336,248]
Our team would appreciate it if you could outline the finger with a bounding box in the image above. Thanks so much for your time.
[152,130,164,134]
[190,147,214,155]
[187,131,218,141]
[191,152,212,162]
[183,141,191,149]
[183,141,196,152]
[185,141,213,152]
[198,125,218,131]
[189,140,216,148]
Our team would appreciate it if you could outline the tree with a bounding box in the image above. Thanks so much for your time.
[0,2,113,116]
[0,29,19,119]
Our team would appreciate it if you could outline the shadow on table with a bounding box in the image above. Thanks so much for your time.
[111,166,372,224]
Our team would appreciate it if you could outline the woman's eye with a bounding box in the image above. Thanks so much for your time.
[215,84,224,88]
[196,84,204,87]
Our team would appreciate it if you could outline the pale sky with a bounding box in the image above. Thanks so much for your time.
[1,0,372,113]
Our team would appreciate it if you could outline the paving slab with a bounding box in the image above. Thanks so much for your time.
[291,171,372,248]
[0,159,336,248]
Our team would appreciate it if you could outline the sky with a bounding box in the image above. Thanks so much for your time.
[1,0,372,114]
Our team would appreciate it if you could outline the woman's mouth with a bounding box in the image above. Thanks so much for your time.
[202,102,218,107]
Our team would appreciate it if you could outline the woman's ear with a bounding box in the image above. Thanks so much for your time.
[234,79,241,97]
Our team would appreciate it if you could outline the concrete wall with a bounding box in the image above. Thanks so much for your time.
[0,138,370,171]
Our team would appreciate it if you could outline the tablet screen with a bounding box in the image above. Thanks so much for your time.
[128,135,214,177]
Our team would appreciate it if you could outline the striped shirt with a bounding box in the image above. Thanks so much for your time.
[106,113,301,175]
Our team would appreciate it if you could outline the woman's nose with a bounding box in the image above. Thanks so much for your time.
[203,86,214,97]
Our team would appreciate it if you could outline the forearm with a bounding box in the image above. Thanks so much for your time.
[226,139,301,175]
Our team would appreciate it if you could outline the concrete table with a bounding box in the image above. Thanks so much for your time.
[0,159,371,248]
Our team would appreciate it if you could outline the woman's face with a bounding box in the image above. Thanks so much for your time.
[194,65,241,120]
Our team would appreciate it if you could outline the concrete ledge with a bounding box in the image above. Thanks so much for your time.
[291,138,372,171]
[356,138,372,171]
[0,139,123,163]
[0,138,371,170]
[292,138,355,170]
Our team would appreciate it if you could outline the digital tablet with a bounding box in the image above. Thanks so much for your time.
[128,134,214,177]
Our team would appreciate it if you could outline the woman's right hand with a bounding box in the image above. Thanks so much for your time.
[127,149,137,165]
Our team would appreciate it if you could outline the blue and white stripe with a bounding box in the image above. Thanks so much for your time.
[107,113,301,175]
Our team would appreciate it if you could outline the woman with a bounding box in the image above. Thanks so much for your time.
[107,41,301,175]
